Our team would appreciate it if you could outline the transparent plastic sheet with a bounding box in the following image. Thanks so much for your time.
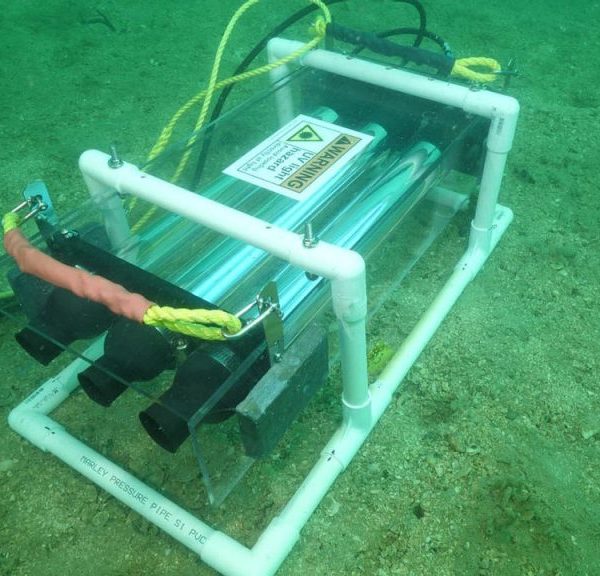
[0,63,485,506]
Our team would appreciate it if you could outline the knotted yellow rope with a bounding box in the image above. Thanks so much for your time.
[143,304,242,341]
[3,209,240,341]
[451,57,501,83]
[2,212,22,234]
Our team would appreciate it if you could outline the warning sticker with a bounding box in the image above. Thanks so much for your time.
[223,114,373,201]
[287,124,323,142]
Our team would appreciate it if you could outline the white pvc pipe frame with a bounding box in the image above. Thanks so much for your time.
[9,39,519,576]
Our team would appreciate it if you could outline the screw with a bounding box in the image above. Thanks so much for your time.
[59,228,78,240]
[108,144,123,168]
[302,221,319,248]
[174,337,188,351]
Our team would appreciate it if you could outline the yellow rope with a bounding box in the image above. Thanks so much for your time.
[2,212,21,234]
[130,1,331,232]
[173,1,330,180]
[143,304,242,341]
[170,0,261,184]
[145,13,328,167]
[451,57,501,83]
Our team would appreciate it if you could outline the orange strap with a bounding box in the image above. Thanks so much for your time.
[3,228,152,322]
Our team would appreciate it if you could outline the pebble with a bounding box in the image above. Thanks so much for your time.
[580,413,599,440]
[581,427,599,440]
[0,458,18,473]
[0,388,15,407]
[91,510,110,527]
[325,497,341,517]
[81,484,98,502]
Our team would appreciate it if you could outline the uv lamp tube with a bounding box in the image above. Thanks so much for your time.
[132,178,260,272]
[134,107,341,273]
[169,123,388,301]
[264,141,442,339]
[205,141,439,314]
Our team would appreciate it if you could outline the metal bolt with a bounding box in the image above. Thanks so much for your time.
[174,337,188,352]
[302,221,319,248]
[59,228,78,240]
[108,144,123,169]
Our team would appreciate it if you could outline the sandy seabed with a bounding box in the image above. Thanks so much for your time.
[1,1,599,575]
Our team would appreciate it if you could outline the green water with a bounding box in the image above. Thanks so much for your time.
[1,1,599,575]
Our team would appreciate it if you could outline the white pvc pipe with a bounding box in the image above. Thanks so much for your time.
[372,205,513,414]
[470,149,510,253]
[82,167,136,259]
[80,151,363,283]
[249,207,514,576]
[268,39,519,136]
[268,38,520,253]
[7,374,251,574]
[266,42,295,126]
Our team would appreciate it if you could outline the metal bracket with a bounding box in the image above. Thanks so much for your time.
[20,180,59,240]
[494,56,519,90]
[224,282,284,364]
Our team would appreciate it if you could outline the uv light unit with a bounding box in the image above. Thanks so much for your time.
[2,37,518,576]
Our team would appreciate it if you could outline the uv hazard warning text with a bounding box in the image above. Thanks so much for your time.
[223,115,373,201]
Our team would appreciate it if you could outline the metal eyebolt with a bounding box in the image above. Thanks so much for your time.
[222,301,280,340]
[11,195,47,223]
[108,144,124,169]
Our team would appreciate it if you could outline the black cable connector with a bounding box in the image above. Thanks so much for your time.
[327,21,455,76]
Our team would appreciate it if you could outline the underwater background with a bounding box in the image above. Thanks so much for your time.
[1,1,599,575]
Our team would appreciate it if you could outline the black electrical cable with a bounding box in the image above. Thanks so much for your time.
[211,0,426,122]
[191,0,428,186]
[393,0,427,47]
[378,27,453,58]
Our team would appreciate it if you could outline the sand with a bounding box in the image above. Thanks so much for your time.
[1,1,598,575]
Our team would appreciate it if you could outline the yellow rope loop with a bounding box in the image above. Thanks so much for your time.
[155,0,331,183]
[310,0,332,25]
[451,57,501,83]
[2,212,22,234]
[145,92,206,165]
[133,0,333,229]
[143,304,242,341]
[310,16,328,38]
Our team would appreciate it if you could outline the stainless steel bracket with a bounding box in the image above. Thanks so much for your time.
[20,180,59,239]
[223,282,284,364]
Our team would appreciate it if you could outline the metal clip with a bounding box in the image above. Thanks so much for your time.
[19,180,59,240]
[11,195,47,224]
[224,282,284,364]
[223,295,281,341]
